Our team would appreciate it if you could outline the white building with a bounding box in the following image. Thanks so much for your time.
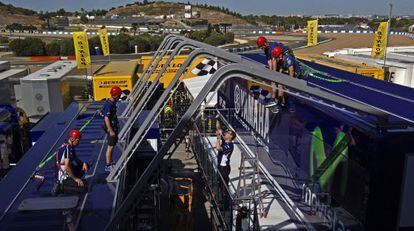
[409,24,414,33]
[325,46,414,88]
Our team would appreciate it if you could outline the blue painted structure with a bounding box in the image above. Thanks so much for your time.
[1,51,414,230]
[0,101,160,230]
[241,53,414,124]
[215,52,414,230]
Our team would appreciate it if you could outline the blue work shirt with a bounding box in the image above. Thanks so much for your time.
[102,99,118,132]
[217,137,234,167]
[282,54,301,76]
[56,143,82,181]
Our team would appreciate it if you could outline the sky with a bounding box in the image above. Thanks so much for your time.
[1,0,413,16]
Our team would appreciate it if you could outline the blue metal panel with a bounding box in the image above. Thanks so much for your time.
[0,100,160,229]
[0,102,81,229]
[30,112,62,142]
[241,53,414,123]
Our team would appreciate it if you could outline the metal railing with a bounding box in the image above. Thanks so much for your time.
[191,119,259,230]
[105,35,390,230]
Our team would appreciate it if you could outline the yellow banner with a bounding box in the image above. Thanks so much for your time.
[73,31,91,69]
[307,20,318,47]
[371,21,389,58]
[98,28,110,56]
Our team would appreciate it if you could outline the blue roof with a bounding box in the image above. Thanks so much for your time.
[0,101,159,229]
[30,112,62,142]
[241,53,414,125]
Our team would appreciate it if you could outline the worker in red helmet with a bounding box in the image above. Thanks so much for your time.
[103,86,122,172]
[52,129,89,195]
[256,36,291,72]
[266,46,301,112]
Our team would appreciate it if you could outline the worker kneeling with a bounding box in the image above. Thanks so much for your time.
[52,129,89,196]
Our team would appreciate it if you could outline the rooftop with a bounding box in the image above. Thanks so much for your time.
[94,60,138,77]
[21,61,76,81]
[0,69,27,81]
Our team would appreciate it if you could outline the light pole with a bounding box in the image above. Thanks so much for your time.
[383,3,393,70]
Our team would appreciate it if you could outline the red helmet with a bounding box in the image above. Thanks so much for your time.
[69,129,82,140]
[272,46,284,58]
[256,36,267,47]
[110,86,122,96]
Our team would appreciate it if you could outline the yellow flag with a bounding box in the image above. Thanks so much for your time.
[73,31,91,69]
[98,28,110,56]
[307,20,318,47]
[371,21,389,58]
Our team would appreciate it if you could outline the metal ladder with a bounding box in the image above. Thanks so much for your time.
[105,36,388,230]
[237,139,265,218]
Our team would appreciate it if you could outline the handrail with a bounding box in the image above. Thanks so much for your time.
[118,43,196,141]
[122,35,180,117]
[107,48,244,182]
[106,59,385,229]
[105,36,394,230]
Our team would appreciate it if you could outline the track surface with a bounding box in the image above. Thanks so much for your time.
[297,34,414,54]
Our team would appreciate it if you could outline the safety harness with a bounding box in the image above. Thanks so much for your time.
[33,108,102,174]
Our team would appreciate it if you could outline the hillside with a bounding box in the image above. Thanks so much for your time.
[107,1,251,26]
[0,2,43,26]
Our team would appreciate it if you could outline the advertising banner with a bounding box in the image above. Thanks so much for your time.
[371,21,389,58]
[307,20,318,47]
[98,28,110,56]
[73,31,91,69]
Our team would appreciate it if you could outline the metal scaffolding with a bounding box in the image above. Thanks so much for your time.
[105,35,389,230]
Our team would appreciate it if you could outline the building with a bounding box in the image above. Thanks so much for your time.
[325,46,414,88]
[14,61,77,120]
[0,61,28,104]
[191,11,200,18]
[51,16,69,29]
[217,23,232,33]
[0,69,28,104]
[409,24,414,33]
[184,5,192,19]
[87,16,160,30]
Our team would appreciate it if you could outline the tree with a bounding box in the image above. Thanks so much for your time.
[224,32,234,43]
[57,8,66,16]
[45,42,61,56]
[130,36,151,52]
[80,15,88,23]
[131,23,138,36]
[9,38,46,56]
[190,30,210,42]
[109,34,131,53]
[6,23,23,31]
[120,27,129,33]
[59,39,75,56]
[204,31,226,46]
[0,36,9,44]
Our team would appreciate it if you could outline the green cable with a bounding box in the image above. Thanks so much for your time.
[298,61,349,83]
[35,109,101,171]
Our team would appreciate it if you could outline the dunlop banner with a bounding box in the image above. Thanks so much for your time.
[73,31,91,69]
[307,20,318,47]
[98,28,110,56]
[371,21,389,58]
